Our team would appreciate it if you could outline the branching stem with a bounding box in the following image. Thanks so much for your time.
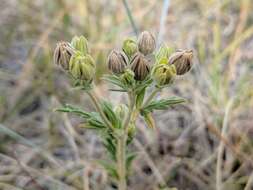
[86,90,114,131]
[117,90,136,190]
[143,87,162,108]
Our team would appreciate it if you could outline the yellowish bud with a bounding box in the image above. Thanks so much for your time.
[120,69,135,87]
[151,64,176,86]
[69,52,95,82]
[122,38,138,58]
[71,36,89,55]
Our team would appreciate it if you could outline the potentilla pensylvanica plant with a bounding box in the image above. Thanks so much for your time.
[54,31,193,190]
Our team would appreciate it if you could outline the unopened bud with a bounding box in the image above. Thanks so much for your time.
[120,69,135,87]
[107,50,128,74]
[130,53,150,81]
[122,38,138,58]
[156,45,174,63]
[69,52,95,82]
[168,50,193,75]
[127,123,136,137]
[114,104,128,120]
[144,113,156,129]
[151,64,176,86]
[138,31,156,55]
[71,36,89,55]
[54,42,74,70]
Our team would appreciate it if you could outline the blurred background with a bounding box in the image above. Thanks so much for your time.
[0,0,253,189]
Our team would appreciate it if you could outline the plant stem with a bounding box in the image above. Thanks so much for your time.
[143,87,161,108]
[117,91,136,190]
[86,90,114,130]
[117,134,127,190]
[216,99,234,190]
[123,91,135,130]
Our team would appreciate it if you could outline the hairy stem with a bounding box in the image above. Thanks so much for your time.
[117,91,136,190]
[86,90,114,130]
[117,134,127,190]
[123,91,135,130]
[143,87,161,107]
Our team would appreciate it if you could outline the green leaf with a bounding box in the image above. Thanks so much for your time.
[126,153,137,170]
[56,104,106,129]
[143,113,156,129]
[141,97,186,115]
[134,77,153,94]
[98,161,118,179]
[101,101,122,128]
[102,74,127,90]
[102,135,117,161]
[108,89,128,92]
[55,104,90,118]
[135,87,146,108]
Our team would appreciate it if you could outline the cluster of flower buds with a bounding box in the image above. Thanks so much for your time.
[107,31,156,82]
[151,46,194,86]
[54,36,96,84]
[54,32,194,87]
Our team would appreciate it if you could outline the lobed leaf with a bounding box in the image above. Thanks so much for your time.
[56,104,106,129]
[102,74,127,90]
[101,101,122,129]
[98,160,118,179]
[141,96,186,115]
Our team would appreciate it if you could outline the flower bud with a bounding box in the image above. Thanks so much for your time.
[122,38,138,58]
[168,50,193,75]
[156,45,174,63]
[120,69,135,87]
[71,36,89,55]
[130,53,150,81]
[137,31,156,55]
[127,122,136,137]
[144,113,156,129]
[114,104,128,120]
[54,42,74,70]
[151,64,176,86]
[107,50,128,74]
[69,52,95,82]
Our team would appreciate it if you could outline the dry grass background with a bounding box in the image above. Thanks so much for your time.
[0,0,253,189]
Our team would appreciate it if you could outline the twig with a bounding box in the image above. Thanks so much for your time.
[134,139,167,187]
[14,151,46,190]
[157,0,171,46]
[244,172,253,190]
[83,166,90,190]
[86,90,114,130]
[216,99,234,190]
[122,0,139,36]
